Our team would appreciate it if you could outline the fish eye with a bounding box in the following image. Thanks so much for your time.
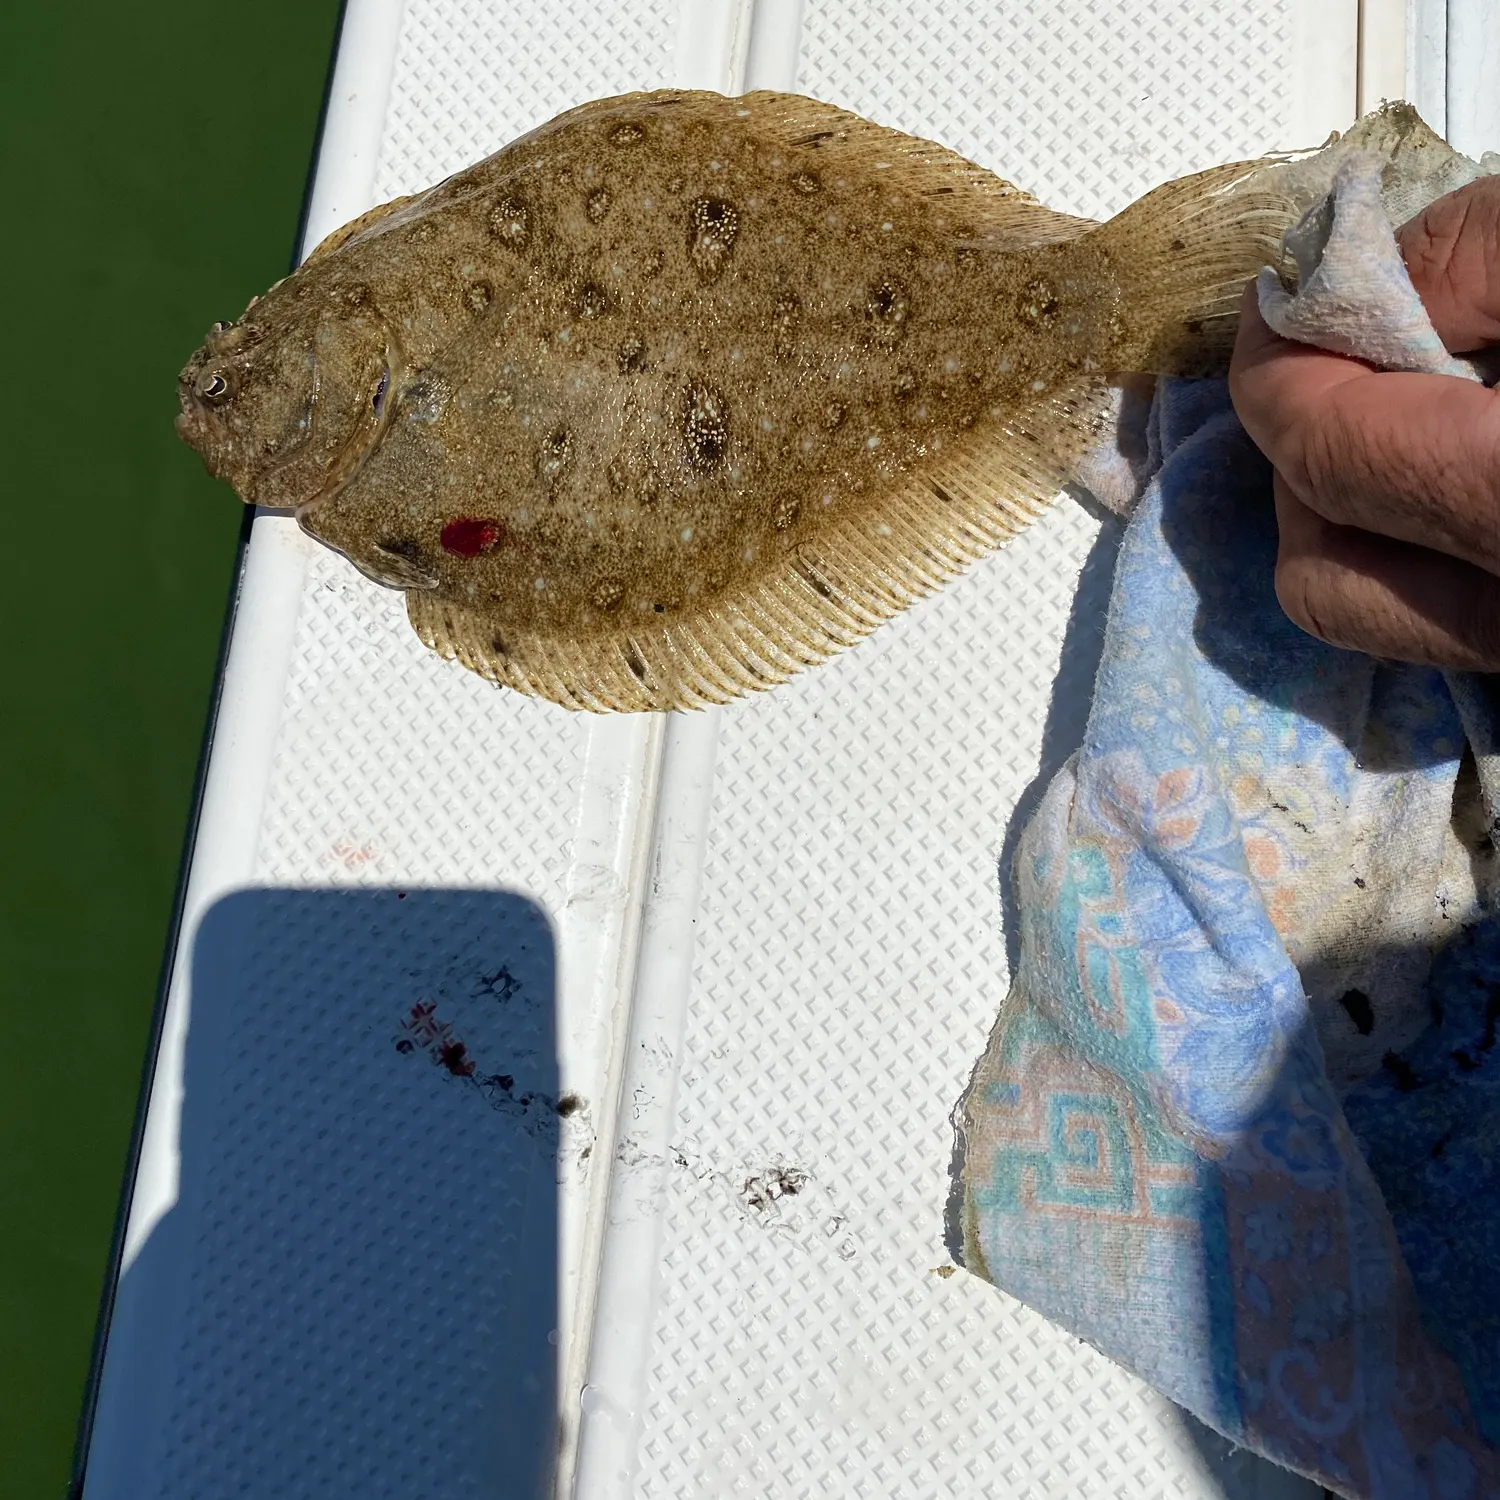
[371,369,390,417]
[198,371,230,402]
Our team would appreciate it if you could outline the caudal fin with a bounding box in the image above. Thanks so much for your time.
[1074,159,1297,377]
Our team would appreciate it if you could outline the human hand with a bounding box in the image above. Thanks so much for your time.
[1228,175,1500,669]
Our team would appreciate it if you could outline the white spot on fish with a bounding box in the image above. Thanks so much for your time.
[866,435,881,449]
[944,357,959,373]
[535,578,547,590]
[681,526,693,542]
[1031,378,1048,391]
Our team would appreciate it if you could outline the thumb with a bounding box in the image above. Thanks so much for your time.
[1395,174,1500,354]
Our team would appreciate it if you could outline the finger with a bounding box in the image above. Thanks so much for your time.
[1230,286,1500,572]
[1395,175,1500,353]
[1273,473,1500,670]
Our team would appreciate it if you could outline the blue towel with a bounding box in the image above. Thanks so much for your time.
[957,148,1500,1500]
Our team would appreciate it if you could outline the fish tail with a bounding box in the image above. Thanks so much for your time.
[1069,159,1297,377]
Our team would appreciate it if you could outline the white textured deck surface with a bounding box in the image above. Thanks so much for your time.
[81,1,1405,1496]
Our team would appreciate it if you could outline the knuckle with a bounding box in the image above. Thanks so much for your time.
[1398,178,1500,340]
[1398,193,1465,293]
[1460,584,1500,669]
[1292,395,1358,523]
[1274,554,1329,643]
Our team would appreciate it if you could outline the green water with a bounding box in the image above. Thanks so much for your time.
[0,6,343,1490]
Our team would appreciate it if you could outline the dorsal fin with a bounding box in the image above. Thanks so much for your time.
[543,88,1099,251]
[302,192,420,265]
[732,90,1099,249]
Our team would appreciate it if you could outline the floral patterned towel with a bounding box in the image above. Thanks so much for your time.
[955,148,1500,1499]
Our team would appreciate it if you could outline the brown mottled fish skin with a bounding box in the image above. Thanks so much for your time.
[177,89,1294,711]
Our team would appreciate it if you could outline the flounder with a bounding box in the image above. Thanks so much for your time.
[177,88,1297,711]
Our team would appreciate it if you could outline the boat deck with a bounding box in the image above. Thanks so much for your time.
[79,1,1488,1495]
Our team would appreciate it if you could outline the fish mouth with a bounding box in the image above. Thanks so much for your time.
[174,365,211,453]
[174,385,242,489]
[294,332,406,521]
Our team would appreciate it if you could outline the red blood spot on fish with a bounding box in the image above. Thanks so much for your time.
[440,518,500,557]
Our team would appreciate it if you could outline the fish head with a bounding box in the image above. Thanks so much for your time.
[176,282,400,513]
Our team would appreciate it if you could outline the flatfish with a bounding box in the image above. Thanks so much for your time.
[177,88,1294,710]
